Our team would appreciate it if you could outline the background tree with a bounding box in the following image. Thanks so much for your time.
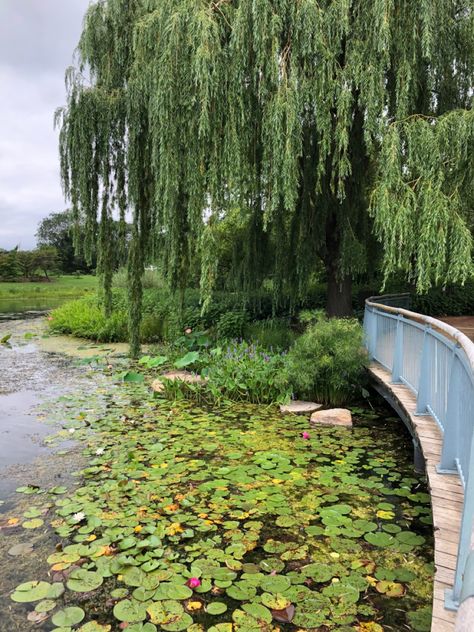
[36,211,95,274]
[57,0,473,356]
[34,246,60,280]
[16,251,38,280]
[0,248,20,281]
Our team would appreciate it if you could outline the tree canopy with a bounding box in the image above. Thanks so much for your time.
[36,210,95,273]
[58,0,474,355]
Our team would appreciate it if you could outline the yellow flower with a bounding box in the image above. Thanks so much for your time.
[167,523,184,535]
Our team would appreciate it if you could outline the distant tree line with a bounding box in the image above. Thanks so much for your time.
[0,246,60,281]
[0,210,131,282]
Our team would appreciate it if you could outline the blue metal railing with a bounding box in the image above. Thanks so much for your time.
[364,296,474,611]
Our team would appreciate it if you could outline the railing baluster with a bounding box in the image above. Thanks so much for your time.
[446,426,474,610]
[416,328,432,414]
[438,349,461,475]
[391,315,404,384]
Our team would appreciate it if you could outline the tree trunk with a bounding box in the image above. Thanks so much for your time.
[326,265,353,317]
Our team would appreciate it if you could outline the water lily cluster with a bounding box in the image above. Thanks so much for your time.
[8,383,433,631]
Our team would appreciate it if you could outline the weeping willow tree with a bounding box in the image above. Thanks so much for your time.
[57,0,473,356]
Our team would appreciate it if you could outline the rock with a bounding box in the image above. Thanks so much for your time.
[310,408,353,428]
[279,400,323,416]
[151,379,165,393]
[151,370,206,393]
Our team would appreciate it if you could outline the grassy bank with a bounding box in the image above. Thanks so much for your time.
[0,275,97,300]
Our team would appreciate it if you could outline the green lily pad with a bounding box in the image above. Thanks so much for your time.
[147,600,184,625]
[260,575,291,593]
[22,518,44,529]
[113,599,147,623]
[260,593,291,609]
[52,607,86,627]
[11,581,53,603]
[259,558,285,574]
[364,532,395,548]
[206,602,228,615]
[242,602,272,623]
[35,599,57,613]
[66,569,104,592]
[226,582,257,601]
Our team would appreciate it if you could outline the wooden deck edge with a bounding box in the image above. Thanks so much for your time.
[368,363,463,632]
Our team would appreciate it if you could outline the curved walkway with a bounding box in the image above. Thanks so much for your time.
[365,299,474,632]
[369,363,460,632]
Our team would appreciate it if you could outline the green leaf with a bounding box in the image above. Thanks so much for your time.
[206,602,228,615]
[122,371,145,383]
[52,607,86,627]
[174,352,200,368]
[66,569,103,592]
[364,532,395,548]
[113,599,147,622]
[11,581,52,603]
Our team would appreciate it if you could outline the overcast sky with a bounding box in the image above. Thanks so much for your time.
[0,0,91,250]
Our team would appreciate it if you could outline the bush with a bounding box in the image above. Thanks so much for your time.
[216,311,248,340]
[244,318,295,350]
[114,267,165,290]
[412,282,474,317]
[285,318,368,405]
[163,341,290,405]
[49,297,128,342]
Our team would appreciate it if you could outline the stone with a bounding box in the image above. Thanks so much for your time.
[151,370,206,393]
[310,408,353,428]
[279,400,323,416]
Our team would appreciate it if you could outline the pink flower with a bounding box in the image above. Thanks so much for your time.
[186,577,201,588]
[302,431,310,440]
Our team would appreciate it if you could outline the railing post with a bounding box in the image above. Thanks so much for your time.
[391,315,404,384]
[437,348,461,475]
[445,428,474,610]
[415,328,432,415]
[364,306,377,360]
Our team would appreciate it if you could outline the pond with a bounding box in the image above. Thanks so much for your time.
[0,320,434,632]
[0,297,68,320]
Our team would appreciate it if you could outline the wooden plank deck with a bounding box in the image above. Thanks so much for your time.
[440,316,474,342]
[369,363,463,632]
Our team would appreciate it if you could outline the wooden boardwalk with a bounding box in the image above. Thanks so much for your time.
[440,316,474,342]
[370,364,462,632]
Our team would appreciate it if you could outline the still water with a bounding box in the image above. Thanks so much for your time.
[0,297,67,319]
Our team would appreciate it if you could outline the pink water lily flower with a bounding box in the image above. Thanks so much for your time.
[302,431,310,440]
[186,577,201,588]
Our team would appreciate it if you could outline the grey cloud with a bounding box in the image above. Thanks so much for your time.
[0,0,91,250]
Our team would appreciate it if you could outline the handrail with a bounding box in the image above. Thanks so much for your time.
[364,295,474,613]
[366,297,474,362]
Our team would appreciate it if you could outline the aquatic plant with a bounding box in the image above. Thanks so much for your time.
[7,385,434,631]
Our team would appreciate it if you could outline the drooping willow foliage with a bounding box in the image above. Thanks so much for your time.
[57,0,473,356]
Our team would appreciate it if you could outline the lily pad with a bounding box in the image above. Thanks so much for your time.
[52,607,86,627]
[260,593,291,610]
[113,599,147,622]
[206,602,228,615]
[364,532,394,548]
[11,581,53,603]
[66,569,103,592]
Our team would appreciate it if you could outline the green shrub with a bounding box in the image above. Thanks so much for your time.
[114,267,165,290]
[216,311,248,340]
[244,318,295,350]
[285,318,368,405]
[49,297,128,342]
[163,341,290,405]
[140,314,165,342]
[412,282,474,317]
